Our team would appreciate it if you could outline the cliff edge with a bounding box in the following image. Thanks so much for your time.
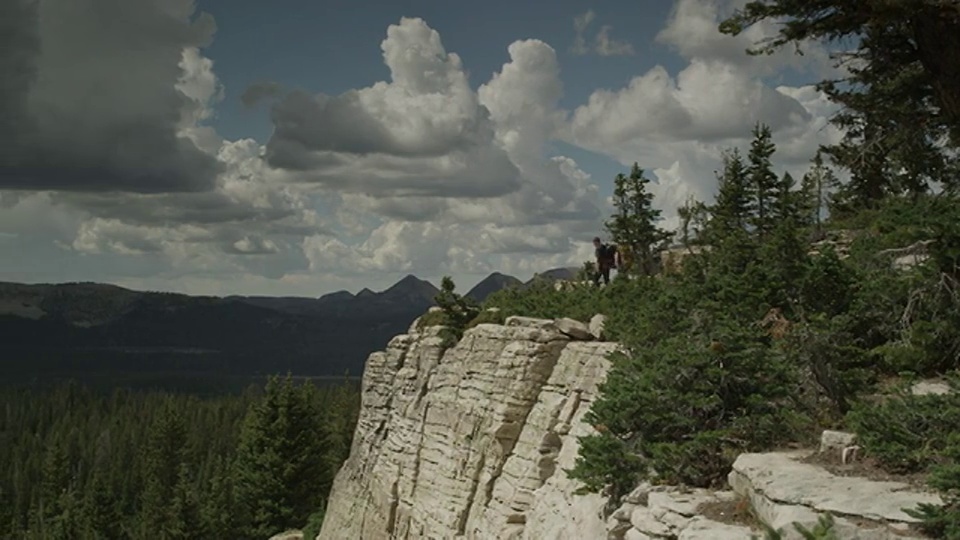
[318,315,617,539]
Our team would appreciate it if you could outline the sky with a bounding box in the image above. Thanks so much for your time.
[0,0,846,298]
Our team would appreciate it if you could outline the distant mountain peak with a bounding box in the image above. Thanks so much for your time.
[356,288,376,298]
[381,275,438,303]
[465,272,522,302]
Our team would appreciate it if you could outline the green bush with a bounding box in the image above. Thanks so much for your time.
[570,321,811,492]
[846,379,960,474]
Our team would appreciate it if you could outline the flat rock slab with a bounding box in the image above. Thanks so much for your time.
[730,451,942,538]
[624,488,756,539]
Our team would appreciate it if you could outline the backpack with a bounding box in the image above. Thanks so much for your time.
[601,244,618,266]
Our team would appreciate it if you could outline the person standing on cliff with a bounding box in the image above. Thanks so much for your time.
[592,237,618,286]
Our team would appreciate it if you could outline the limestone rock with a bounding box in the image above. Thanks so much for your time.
[504,315,559,332]
[589,314,607,341]
[555,317,593,340]
[819,429,858,455]
[269,531,303,540]
[911,379,951,396]
[318,320,619,540]
[618,488,756,539]
[729,451,941,539]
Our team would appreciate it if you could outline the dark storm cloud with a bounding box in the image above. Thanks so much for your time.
[0,0,222,193]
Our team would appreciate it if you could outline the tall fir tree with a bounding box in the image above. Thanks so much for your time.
[604,163,672,276]
[746,123,779,239]
[234,375,331,538]
[139,403,189,538]
[705,147,756,277]
[800,151,840,235]
[720,0,960,198]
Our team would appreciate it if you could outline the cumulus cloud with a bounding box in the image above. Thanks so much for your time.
[0,0,222,193]
[570,10,635,57]
[561,0,843,225]
[262,17,522,200]
[0,2,845,296]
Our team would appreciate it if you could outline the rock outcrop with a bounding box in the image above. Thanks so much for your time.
[318,316,618,540]
[319,312,947,540]
[729,452,941,539]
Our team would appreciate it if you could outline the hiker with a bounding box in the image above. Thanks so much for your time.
[592,237,618,286]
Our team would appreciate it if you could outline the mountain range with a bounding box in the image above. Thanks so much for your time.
[0,268,578,385]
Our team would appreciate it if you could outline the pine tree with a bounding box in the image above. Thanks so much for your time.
[167,463,203,540]
[705,147,757,277]
[434,276,480,340]
[677,196,709,249]
[140,403,189,537]
[747,123,779,239]
[200,456,238,538]
[604,163,672,276]
[234,375,330,538]
[720,1,960,195]
[83,466,123,538]
[800,151,840,235]
[40,439,72,524]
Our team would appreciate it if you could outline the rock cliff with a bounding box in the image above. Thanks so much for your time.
[318,315,617,539]
[318,313,944,540]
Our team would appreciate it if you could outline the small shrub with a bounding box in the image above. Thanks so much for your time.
[465,308,505,329]
[753,513,841,540]
[416,309,448,329]
[846,379,960,474]
[433,276,480,341]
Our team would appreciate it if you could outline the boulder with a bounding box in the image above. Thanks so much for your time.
[912,380,951,396]
[819,429,858,456]
[504,315,559,332]
[589,314,607,340]
[555,317,593,340]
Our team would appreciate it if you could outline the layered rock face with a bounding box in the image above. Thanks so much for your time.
[318,316,617,540]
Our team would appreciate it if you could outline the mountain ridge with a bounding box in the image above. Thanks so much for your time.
[0,268,581,383]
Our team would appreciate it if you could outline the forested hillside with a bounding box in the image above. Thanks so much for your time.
[0,275,441,382]
[0,376,359,539]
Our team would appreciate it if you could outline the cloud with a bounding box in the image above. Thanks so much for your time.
[570,9,635,57]
[0,0,223,193]
[570,10,596,55]
[262,17,522,200]
[656,0,837,78]
[0,3,845,297]
[560,0,843,228]
[595,26,636,57]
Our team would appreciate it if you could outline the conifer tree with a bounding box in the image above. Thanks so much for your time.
[83,466,123,538]
[140,403,189,537]
[234,375,330,538]
[720,0,960,196]
[40,439,72,524]
[604,163,672,276]
[800,151,839,235]
[200,456,238,538]
[746,123,779,239]
[677,196,709,250]
[705,148,755,276]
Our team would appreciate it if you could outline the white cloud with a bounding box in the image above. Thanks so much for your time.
[570,9,635,57]
[0,2,845,297]
[562,0,843,225]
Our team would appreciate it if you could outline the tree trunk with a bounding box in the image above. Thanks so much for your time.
[913,5,960,142]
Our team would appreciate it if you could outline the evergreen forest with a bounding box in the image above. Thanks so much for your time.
[0,376,359,539]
